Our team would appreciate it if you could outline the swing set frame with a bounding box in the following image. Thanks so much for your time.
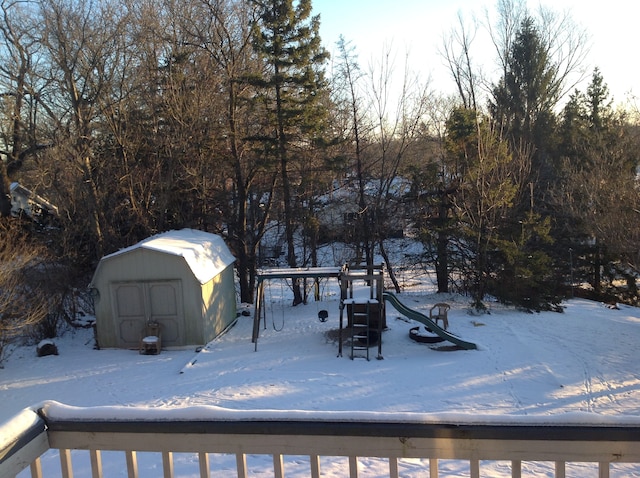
[251,264,386,358]
[252,267,344,350]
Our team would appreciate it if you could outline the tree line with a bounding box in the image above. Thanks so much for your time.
[0,0,638,355]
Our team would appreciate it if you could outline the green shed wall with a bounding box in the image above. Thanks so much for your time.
[200,265,237,339]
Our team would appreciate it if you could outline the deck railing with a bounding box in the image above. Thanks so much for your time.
[2,401,640,478]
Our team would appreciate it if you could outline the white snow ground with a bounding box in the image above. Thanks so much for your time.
[2,278,640,476]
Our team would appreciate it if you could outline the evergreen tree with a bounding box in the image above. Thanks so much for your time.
[490,17,558,144]
[489,15,560,205]
[491,210,561,311]
[249,0,329,305]
[445,108,517,310]
[557,69,640,302]
[445,104,561,311]
[485,15,562,310]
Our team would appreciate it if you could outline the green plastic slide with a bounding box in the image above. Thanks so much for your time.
[382,292,477,350]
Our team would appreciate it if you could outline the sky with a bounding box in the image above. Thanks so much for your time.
[3,237,640,476]
[312,0,639,107]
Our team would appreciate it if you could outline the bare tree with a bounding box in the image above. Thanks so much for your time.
[37,0,133,261]
[0,0,54,216]
[440,12,479,110]
[485,0,526,81]
[177,0,278,303]
[415,94,459,293]
[365,45,432,291]
[332,36,375,265]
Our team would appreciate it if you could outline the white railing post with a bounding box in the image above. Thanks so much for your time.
[29,458,43,478]
[512,459,521,478]
[90,449,102,478]
[348,455,358,477]
[273,453,284,478]
[388,456,398,478]
[125,450,138,478]
[235,453,247,478]
[429,458,438,478]
[310,454,320,478]
[162,451,174,478]
[197,452,208,478]
[470,458,480,478]
[60,448,73,478]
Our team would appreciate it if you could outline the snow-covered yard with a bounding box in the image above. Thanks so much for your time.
[2,278,640,476]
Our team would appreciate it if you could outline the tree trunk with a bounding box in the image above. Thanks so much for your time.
[436,229,449,293]
[593,240,602,296]
[0,163,12,217]
[82,155,104,260]
[435,197,450,293]
[275,67,302,306]
[236,251,252,304]
[378,240,401,293]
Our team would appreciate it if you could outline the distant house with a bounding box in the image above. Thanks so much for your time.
[10,182,58,221]
[315,178,410,241]
[90,229,237,350]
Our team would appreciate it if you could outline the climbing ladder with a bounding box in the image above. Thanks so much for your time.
[337,263,385,360]
[346,298,373,360]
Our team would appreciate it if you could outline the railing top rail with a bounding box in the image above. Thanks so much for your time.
[0,408,46,453]
[43,417,640,442]
[0,408,48,473]
[37,401,640,443]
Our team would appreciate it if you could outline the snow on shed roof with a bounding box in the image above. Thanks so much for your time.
[104,229,235,284]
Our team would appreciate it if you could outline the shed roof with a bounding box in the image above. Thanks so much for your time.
[103,229,235,284]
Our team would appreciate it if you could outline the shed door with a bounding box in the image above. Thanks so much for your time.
[111,280,184,347]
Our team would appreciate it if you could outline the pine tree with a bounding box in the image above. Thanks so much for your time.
[491,16,560,197]
[486,15,562,310]
[249,0,329,305]
[445,109,518,311]
[557,69,640,302]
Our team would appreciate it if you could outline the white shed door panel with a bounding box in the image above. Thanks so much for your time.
[111,281,184,347]
[113,283,145,345]
[147,282,181,343]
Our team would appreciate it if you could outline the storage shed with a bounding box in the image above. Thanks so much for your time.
[90,229,236,350]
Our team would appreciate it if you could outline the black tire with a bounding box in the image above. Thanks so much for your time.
[409,326,445,344]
